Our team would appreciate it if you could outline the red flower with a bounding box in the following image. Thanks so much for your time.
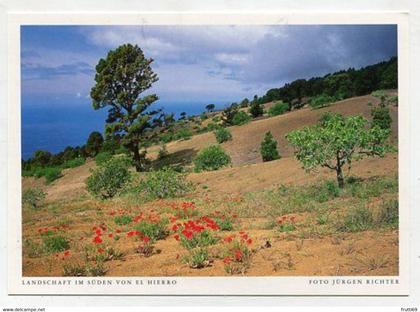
[95,229,102,236]
[64,250,71,257]
[224,236,233,243]
[108,233,113,238]
[170,216,177,223]
[127,230,140,237]
[172,224,179,232]
[246,238,253,245]
[142,236,150,243]
[290,216,296,223]
[98,248,104,253]
[109,210,116,216]
[181,229,193,240]
[223,256,232,264]
[174,234,180,241]
[234,249,243,261]
[277,219,283,225]
[93,236,103,244]
[116,229,121,233]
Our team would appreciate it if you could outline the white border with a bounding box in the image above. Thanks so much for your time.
[7,12,410,296]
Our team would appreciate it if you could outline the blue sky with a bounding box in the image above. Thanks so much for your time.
[21,25,397,110]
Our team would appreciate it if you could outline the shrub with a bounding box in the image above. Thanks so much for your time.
[193,145,231,172]
[374,199,398,228]
[185,248,210,269]
[338,206,373,232]
[139,167,193,199]
[249,101,264,118]
[63,157,85,169]
[63,263,88,277]
[22,188,46,209]
[42,235,70,253]
[86,156,132,199]
[371,106,392,130]
[43,167,63,184]
[214,127,232,143]
[95,152,113,166]
[114,215,133,226]
[214,216,234,231]
[309,94,335,109]
[260,131,280,162]
[157,145,169,160]
[174,128,192,141]
[232,111,251,126]
[134,219,169,241]
[268,101,289,116]
[179,229,219,250]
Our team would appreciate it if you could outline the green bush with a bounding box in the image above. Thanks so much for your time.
[95,152,113,166]
[43,167,63,184]
[86,156,132,199]
[22,188,46,209]
[63,157,85,169]
[338,206,373,232]
[309,94,335,109]
[193,145,231,172]
[214,127,232,143]
[268,101,289,116]
[174,128,192,141]
[232,111,251,126]
[134,219,169,241]
[371,106,392,130]
[249,101,264,118]
[260,131,280,162]
[42,235,70,253]
[138,167,193,199]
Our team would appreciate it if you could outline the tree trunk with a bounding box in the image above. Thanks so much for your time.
[336,165,344,189]
[132,144,142,172]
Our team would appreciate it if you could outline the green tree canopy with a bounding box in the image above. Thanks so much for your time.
[286,113,392,188]
[205,104,215,112]
[85,131,104,157]
[90,43,171,171]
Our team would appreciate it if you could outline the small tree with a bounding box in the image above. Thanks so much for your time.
[287,113,392,188]
[214,127,232,143]
[260,131,280,162]
[221,104,239,126]
[249,101,264,118]
[205,104,215,112]
[85,131,104,157]
[370,90,393,130]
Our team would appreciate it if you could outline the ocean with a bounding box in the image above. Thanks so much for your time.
[21,100,226,160]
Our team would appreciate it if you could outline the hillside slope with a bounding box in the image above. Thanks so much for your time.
[24,92,398,202]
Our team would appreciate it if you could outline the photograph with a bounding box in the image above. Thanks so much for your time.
[19,24,399,278]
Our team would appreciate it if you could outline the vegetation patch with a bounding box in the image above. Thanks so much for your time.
[268,101,289,116]
[86,156,132,199]
[138,167,194,199]
[214,127,232,143]
[193,145,231,172]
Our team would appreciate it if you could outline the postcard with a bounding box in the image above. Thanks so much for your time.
[7,12,409,295]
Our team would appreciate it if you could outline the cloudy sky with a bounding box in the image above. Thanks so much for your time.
[21,25,397,110]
